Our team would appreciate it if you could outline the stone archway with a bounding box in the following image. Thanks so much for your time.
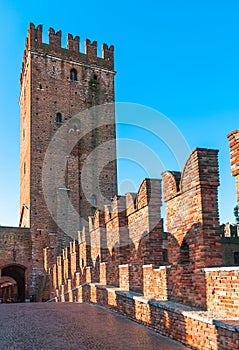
[1,265,26,302]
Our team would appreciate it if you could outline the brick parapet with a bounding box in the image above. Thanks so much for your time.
[55,282,239,350]
[143,264,170,300]
[204,267,239,318]
[162,148,222,308]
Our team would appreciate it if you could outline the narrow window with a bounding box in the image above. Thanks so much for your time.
[24,162,26,175]
[163,249,168,262]
[234,252,239,266]
[180,240,190,263]
[91,194,97,208]
[70,68,77,81]
[55,113,62,124]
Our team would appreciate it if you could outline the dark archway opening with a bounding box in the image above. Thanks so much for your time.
[1,265,26,302]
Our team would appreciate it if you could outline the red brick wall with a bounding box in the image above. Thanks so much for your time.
[143,264,169,300]
[162,148,222,308]
[83,179,163,291]
[205,267,239,317]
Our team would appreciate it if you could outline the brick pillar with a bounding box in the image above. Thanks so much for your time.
[228,130,239,215]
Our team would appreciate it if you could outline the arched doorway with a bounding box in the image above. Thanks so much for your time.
[1,265,26,302]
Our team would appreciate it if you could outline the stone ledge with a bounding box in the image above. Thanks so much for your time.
[204,266,239,272]
[142,264,171,270]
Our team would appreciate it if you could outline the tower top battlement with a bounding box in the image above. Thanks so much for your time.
[20,23,114,88]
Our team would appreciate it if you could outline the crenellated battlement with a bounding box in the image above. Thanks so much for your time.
[162,148,219,202]
[86,179,161,233]
[88,210,105,231]
[20,23,115,89]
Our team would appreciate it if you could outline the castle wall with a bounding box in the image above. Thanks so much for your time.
[48,145,239,349]
[85,179,163,291]
[162,148,222,308]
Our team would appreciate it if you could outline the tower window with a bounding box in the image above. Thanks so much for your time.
[180,240,190,263]
[24,162,26,175]
[70,68,77,81]
[234,252,239,266]
[91,194,97,208]
[55,113,62,124]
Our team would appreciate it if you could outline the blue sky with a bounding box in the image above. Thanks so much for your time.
[0,0,238,226]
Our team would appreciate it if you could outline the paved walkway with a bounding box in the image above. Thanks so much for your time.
[0,303,189,349]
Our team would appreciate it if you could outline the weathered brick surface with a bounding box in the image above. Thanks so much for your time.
[143,264,169,300]
[162,148,222,308]
[205,267,239,317]
[87,179,163,291]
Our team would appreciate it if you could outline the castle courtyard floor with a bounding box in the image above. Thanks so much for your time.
[0,302,189,349]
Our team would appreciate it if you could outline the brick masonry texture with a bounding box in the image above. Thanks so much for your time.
[205,267,239,318]
[162,148,222,308]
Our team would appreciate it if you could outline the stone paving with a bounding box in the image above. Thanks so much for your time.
[0,302,189,349]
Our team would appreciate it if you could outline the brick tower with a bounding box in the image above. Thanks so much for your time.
[19,23,117,299]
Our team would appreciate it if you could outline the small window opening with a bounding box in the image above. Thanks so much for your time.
[93,74,98,81]
[56,113,62,124]
[24,162,26,175]
[91,194,97,208]
[234,252,239,266]
[70,68,77,81]
[163,248,168,262]
[180,240,190,263]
